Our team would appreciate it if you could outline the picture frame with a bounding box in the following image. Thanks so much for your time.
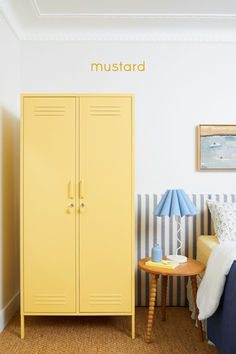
[197,124,236,171]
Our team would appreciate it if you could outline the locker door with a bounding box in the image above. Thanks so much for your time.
[79,96,132,313]
[23,97,76,313]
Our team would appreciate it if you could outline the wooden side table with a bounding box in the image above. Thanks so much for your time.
[138,257,205,344]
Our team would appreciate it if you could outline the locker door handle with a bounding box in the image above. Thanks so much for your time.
[68,181,74,199]
[79,201,85,213]
[67,202,75,214]
[79,180,84,199]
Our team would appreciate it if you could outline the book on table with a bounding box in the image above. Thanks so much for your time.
[145,260,179,269]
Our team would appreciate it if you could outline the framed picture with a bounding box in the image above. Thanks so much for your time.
[197,125,236,171]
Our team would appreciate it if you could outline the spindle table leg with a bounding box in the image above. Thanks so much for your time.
[161,275,168,321]
[146,274,158,343]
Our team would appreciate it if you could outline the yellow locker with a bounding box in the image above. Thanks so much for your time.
[23,97,76,313]
[20,94,134,339]
[79,97,132,313]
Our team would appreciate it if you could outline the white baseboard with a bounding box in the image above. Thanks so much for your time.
[0,291,20,333]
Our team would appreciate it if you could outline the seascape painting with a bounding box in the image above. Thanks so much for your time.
[198,125,236,170]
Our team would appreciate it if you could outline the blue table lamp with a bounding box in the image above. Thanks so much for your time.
[154,189,199,263]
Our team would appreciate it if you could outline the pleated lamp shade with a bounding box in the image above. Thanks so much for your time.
[154,189,199,217]
[154,189,199,263]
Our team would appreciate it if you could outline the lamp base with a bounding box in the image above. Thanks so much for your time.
[167,255,187,263]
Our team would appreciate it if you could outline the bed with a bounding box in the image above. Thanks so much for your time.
[196,232,236,354]
[187,233,219,329]
[197,235,219,275]
[207,260,236,354]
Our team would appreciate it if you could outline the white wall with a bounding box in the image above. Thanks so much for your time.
[0,14,20,331]
[20,41,236,194]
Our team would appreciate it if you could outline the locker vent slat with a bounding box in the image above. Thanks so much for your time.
[89,105,121,117]
[33,106,66,117]
[89,294,121,305]
[34,294,66,305]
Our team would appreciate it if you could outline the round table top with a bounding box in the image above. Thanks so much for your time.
[138,257,205,276]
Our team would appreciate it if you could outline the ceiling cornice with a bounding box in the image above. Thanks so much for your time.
[31,0,236,19]
[0,0,22,39]
[19,36,236,43]
[1,0,236,42]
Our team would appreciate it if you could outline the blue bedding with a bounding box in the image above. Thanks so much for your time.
[207,260,236,354]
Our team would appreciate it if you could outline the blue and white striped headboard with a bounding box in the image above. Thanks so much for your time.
[135,194,236,306]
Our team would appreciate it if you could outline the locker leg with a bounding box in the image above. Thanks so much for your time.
[131,314,135,339]
[21,314,24,339]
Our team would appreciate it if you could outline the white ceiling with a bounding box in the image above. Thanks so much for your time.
[1,0,236,41]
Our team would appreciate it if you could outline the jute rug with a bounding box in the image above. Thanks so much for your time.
[0,307,219,353]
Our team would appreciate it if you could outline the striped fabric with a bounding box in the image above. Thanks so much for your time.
[135,194,236,307]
